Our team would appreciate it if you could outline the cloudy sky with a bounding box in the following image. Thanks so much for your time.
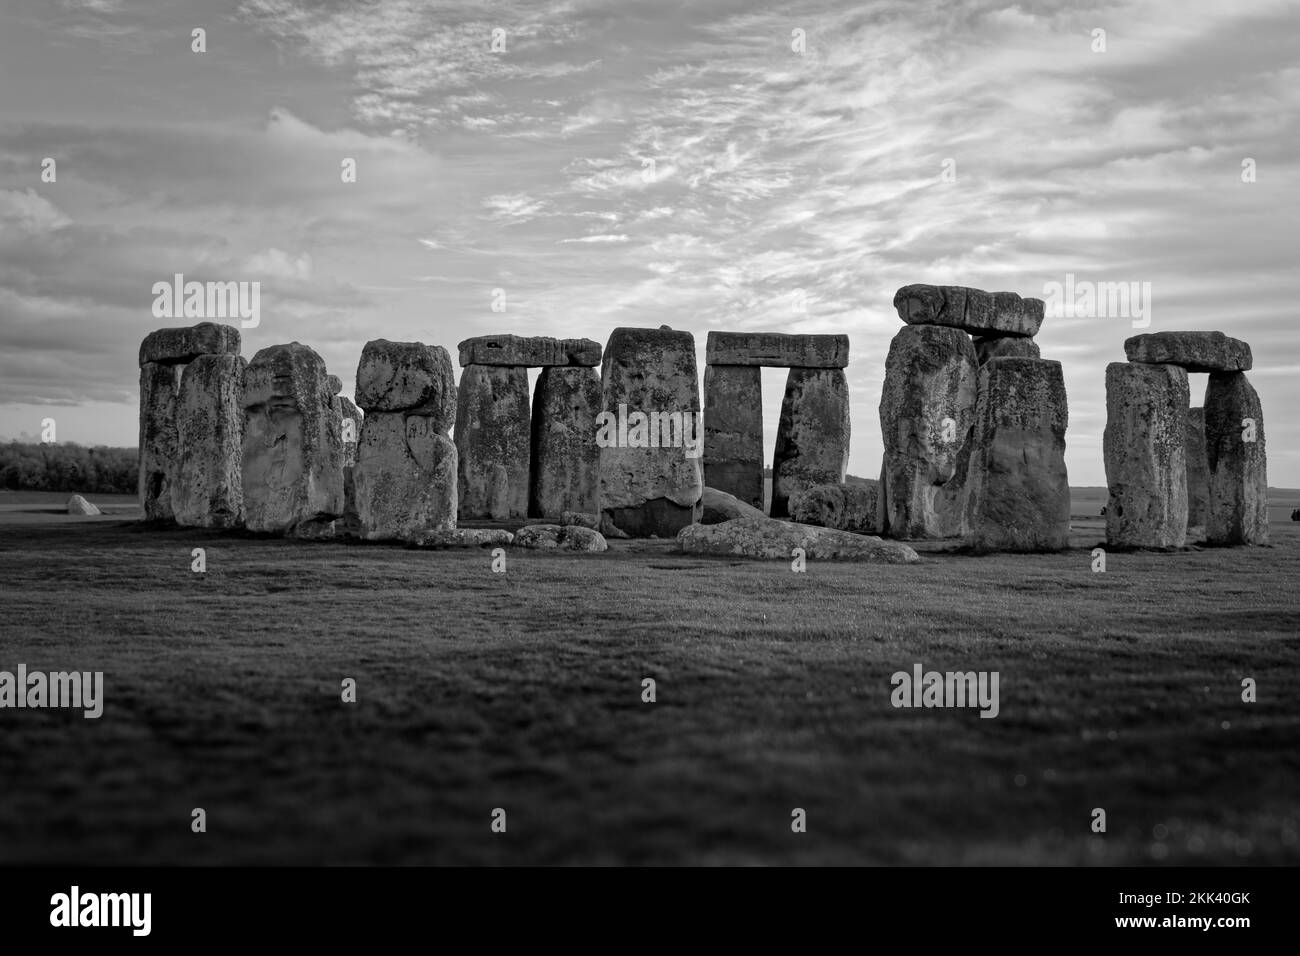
[1,0,1296,485]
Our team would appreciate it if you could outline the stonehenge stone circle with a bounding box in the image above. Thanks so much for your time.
[894,285,1045,337]
[530,366,602,518]
[965,358,1070,551]
[702,364,764,510]
[455,364,531,520]
[705,331,849,368]
[351,340,458,541]
[1185,407,1209,530]
[458,334,601,368]
[240,342,344,535]
[1124,331,1252,373]
[1103,362,1189,549]
[138,362,180,521]
[878,324,977,538]
[771,367,850,518]
[701,486,766,524]
[598,327,703,536]
[172,353,246,529]
[1204,372,1268,545]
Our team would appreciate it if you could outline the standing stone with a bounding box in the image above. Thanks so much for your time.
[353,412,457,540]
[965,358,1070,551]
[530,366,602,518]
[351,340,458,540]
[1185,406,1210,530]
[172,353,246,529]
[456,364,531,520]
[878,325,978,537]
[703,364,764,511]
[598,327,703,536]
[241,342,344,534]
[1103,362,1189,548]
[772,368,850,517]
[138,362,180,521]
[1204,372,1268,545]
[788,481,879,534]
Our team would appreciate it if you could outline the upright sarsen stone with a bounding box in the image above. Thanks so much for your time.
[529,366,602,518]
[172,353,246,529]
[1185,406,1210,530]
[703,364,764,511]
[771,368,850,517]
[878,325,977,538]
[965,358,1070,551]
[456,365,531,520]
[1204,372,1268,545]
[1103,362,1189,548]
[598,327,703,536]
[241,342,344,534]
[355,339,456,426]
[138,362,180,521]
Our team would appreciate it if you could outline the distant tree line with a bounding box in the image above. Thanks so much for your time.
[0,442,137,495]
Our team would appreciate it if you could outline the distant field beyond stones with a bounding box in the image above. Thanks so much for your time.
[0,502,1297,865]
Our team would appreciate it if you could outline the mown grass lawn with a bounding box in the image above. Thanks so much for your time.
[0,499,1297,865]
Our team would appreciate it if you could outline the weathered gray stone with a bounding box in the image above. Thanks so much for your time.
[138,362,180,521]
[974,335,1041,364]
[771,368,850,518]
[1103,362,1189,548]
[327,374,343,395]
[355,340,457,423]
[788,481,879,534]
[513,524,609,552]
[1124,331,1252,373]
[530,366,602,518]
[66,494,100,516]
[1186,406,1209,530]
[172,353,246,529]
[599,513,630,539]
[337,396,363,468]
[878,325,978,538]
[458,334,601,368]
[705,332,849,368]
[409,528,513,548]
[894,285,1043,337]
[241,342,344,534]
[353,412,457,541]
[677,516,919,562]
[701,486,766,525]
[139,322,241,366]
[703,364,763,510]
[598,327,703,536]
[456,364,531,520]
[965,358,1070,551]
[1204,372,1268,545]
[701,486,766,524]
[560,511,600,529]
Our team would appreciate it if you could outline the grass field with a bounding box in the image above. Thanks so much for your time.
[1,489,1298,865]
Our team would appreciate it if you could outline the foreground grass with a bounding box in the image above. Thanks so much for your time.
[0,515,1297,866]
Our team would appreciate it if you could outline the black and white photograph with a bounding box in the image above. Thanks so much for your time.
[0,0,1296,937]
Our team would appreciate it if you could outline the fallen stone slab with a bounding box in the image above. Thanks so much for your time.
[458,334,601,368]
[894,285,1043,337]
[561,511,600,529]
[788,482,879,534]
[701,486,766,524]
[139,322,241,366]
[408,528,514,548]
[705,332,849,368]
[678,516,919,562]
[66,494,100,516]
[1124,331,1252,372]
[513,524,609,552]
